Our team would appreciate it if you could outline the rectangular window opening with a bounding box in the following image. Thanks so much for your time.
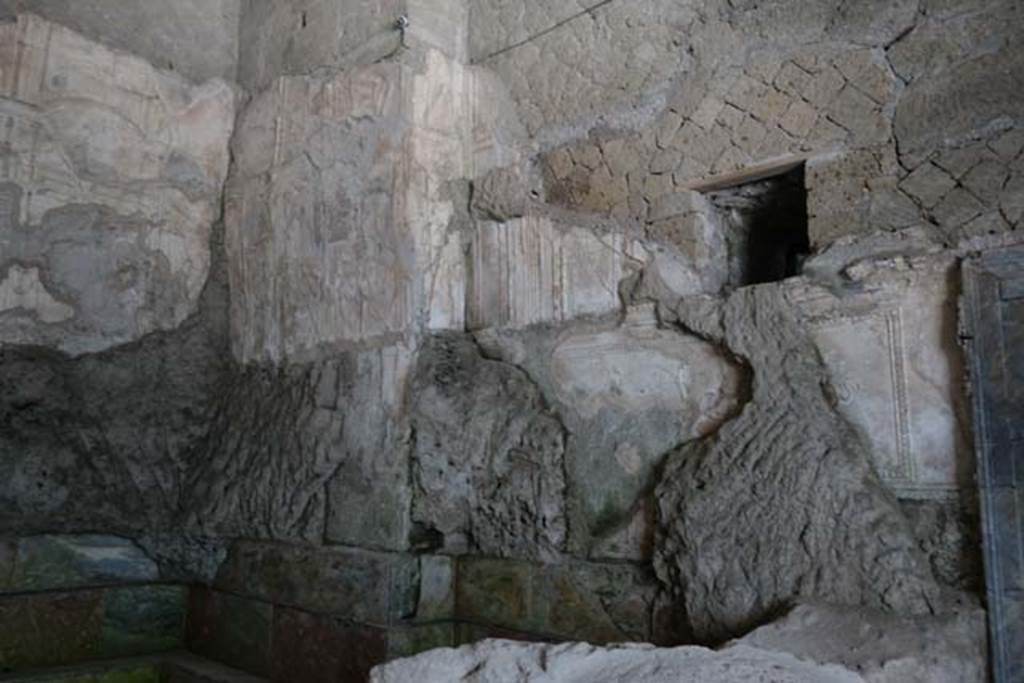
[703,163,809,287]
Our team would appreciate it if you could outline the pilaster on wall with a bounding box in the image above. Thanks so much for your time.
[226,1,493,364]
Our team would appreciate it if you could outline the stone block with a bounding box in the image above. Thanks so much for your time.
[100,585,186,658]
[2,535,158,593]
[455,557,533,633]
[900,162,957,209]
[319,344,415,551]
[931,186,986,230]
[387,623,456,660]
[271,607,388,683]
[778,100,819,138]
[187,587,272,677]
[467,215,647,330]
[0,15,234,355]
[214,541,426,627]
[416,555,456,622]
[455,557,657,643]
[0,590,104,671]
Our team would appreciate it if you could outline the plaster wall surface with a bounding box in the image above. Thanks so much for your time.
[239,0,467,92]
[0,0,241,83]
[0,14,235,355]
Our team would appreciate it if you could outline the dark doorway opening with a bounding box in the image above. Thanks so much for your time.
[704,164,809,287]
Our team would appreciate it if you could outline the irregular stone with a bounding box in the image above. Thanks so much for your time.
[409,334,567,560]
[182,363,347,542]
[472,165,530,221]
[371,639,865,683]
[0,276,230,535]
[177,341,417,546]
[472,1,697,139]
[478,306,746,560]
[902,495,984,593]
[655,283,944,641]
[0,14,234,355]
[736,602,987,683]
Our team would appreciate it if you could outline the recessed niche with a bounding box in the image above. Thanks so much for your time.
[703,164,809,287]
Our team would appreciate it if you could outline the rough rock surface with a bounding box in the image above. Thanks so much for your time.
[901,496,984,594]
[409,334,568,560]
[653,283,944,641]
[0,241,230,534]
[477,305,747,561]
[370,639,864,683]
[736,602,988,683]
[0,14,234,355]
[183,347,411,543]
[471,0,917,147]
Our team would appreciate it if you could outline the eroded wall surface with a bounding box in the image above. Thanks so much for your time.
[0,14,236,548]
[1,0,1018,676]
[0,14,235,355]
[0,0,241,82]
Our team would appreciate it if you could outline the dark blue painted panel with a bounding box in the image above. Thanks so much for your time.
[965,246,1024,683]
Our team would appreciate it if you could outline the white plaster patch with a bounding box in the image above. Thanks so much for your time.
[796,255,974,498]
[550,306,743,434]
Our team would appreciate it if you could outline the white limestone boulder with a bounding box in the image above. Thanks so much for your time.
[370,639,865,683]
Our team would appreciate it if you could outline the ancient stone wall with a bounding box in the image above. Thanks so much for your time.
[0,0,1019,678]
